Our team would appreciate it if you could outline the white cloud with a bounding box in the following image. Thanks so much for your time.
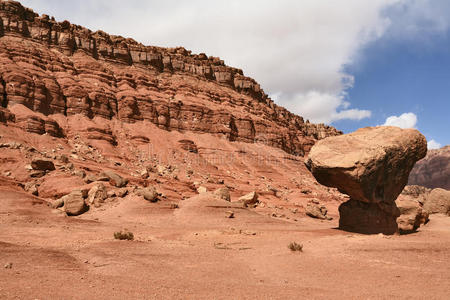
[384,0,450,39]
[382,112,417,128]
[18,0,450,126]
[427,139,442,150]
[279,91,371,124]
[19,0,399,125]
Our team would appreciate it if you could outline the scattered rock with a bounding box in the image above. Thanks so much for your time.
[84,174,95,183]
[225,211,235,218]
[101,170,128,187]
[423,188,450,215]
[61,190,88,216]
[396,196,429,233]
[138,187,158,202]
[401,185,431,205]
[301,188,312,194]
[213,187,230,201]
[86,183,108,207]
[50,198,65,209]
[116,188,128,198]
[305,199,331,220]
[306,126,427,235]
[197,186,208,194]
[4,262,12,269]
[31,159,55,171]
[29,170,46,178]
[140,169,149,179]
[239,191,259,207]
[74,170,86,179]
[59,154,70,163]
[24,182,39,196]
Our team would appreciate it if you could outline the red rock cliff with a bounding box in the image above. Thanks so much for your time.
[0,0,341,155]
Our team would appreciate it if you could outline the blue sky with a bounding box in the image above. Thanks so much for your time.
[18,0,450,148]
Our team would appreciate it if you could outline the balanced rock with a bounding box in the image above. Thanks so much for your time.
[423,188,450,215]
[306,126,427,234]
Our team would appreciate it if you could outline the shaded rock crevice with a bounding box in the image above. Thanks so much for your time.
[0,77,7,108]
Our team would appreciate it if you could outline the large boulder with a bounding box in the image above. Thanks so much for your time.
[239,191,259,207]
[61,190,88,216]
[423,188,450,215]
[305,199,331,220]
[101,170,128,188]
[306,126,427,234]
[31,159,55,171]
[396,196,429,233]
[213,187,231,201]
[137,187,158,202]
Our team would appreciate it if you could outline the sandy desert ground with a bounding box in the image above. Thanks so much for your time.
[1,182,449,300]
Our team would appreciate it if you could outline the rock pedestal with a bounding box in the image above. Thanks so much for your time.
[306,126,427,234]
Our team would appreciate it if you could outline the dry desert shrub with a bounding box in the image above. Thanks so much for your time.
[288,242,303,252]
[114,229,134,240]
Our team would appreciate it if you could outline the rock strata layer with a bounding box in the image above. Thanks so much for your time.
[0,0,340,156]
[306,126,427,234]
[408,145,450,190]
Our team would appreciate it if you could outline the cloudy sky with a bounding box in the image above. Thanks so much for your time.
[20,0,450,148]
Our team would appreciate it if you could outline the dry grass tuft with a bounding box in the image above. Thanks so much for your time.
[114,229,134,241]
[288,242,303,252]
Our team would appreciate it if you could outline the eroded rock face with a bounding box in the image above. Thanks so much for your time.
[306,126,427,234]
[0,107,14,123]
[423,188,450,215]
[396,196,429,233]
[0,0,341,156]
[408,145,450,190]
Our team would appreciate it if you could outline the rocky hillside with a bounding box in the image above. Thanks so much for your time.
[408,145,450,190]
[0,0,347,224]
[0,0,340,156]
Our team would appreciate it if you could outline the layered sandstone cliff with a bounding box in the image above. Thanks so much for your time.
[408,145,450,190]
[0,0,340,155]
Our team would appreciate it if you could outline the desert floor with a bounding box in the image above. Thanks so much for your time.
[1,184,449,300]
